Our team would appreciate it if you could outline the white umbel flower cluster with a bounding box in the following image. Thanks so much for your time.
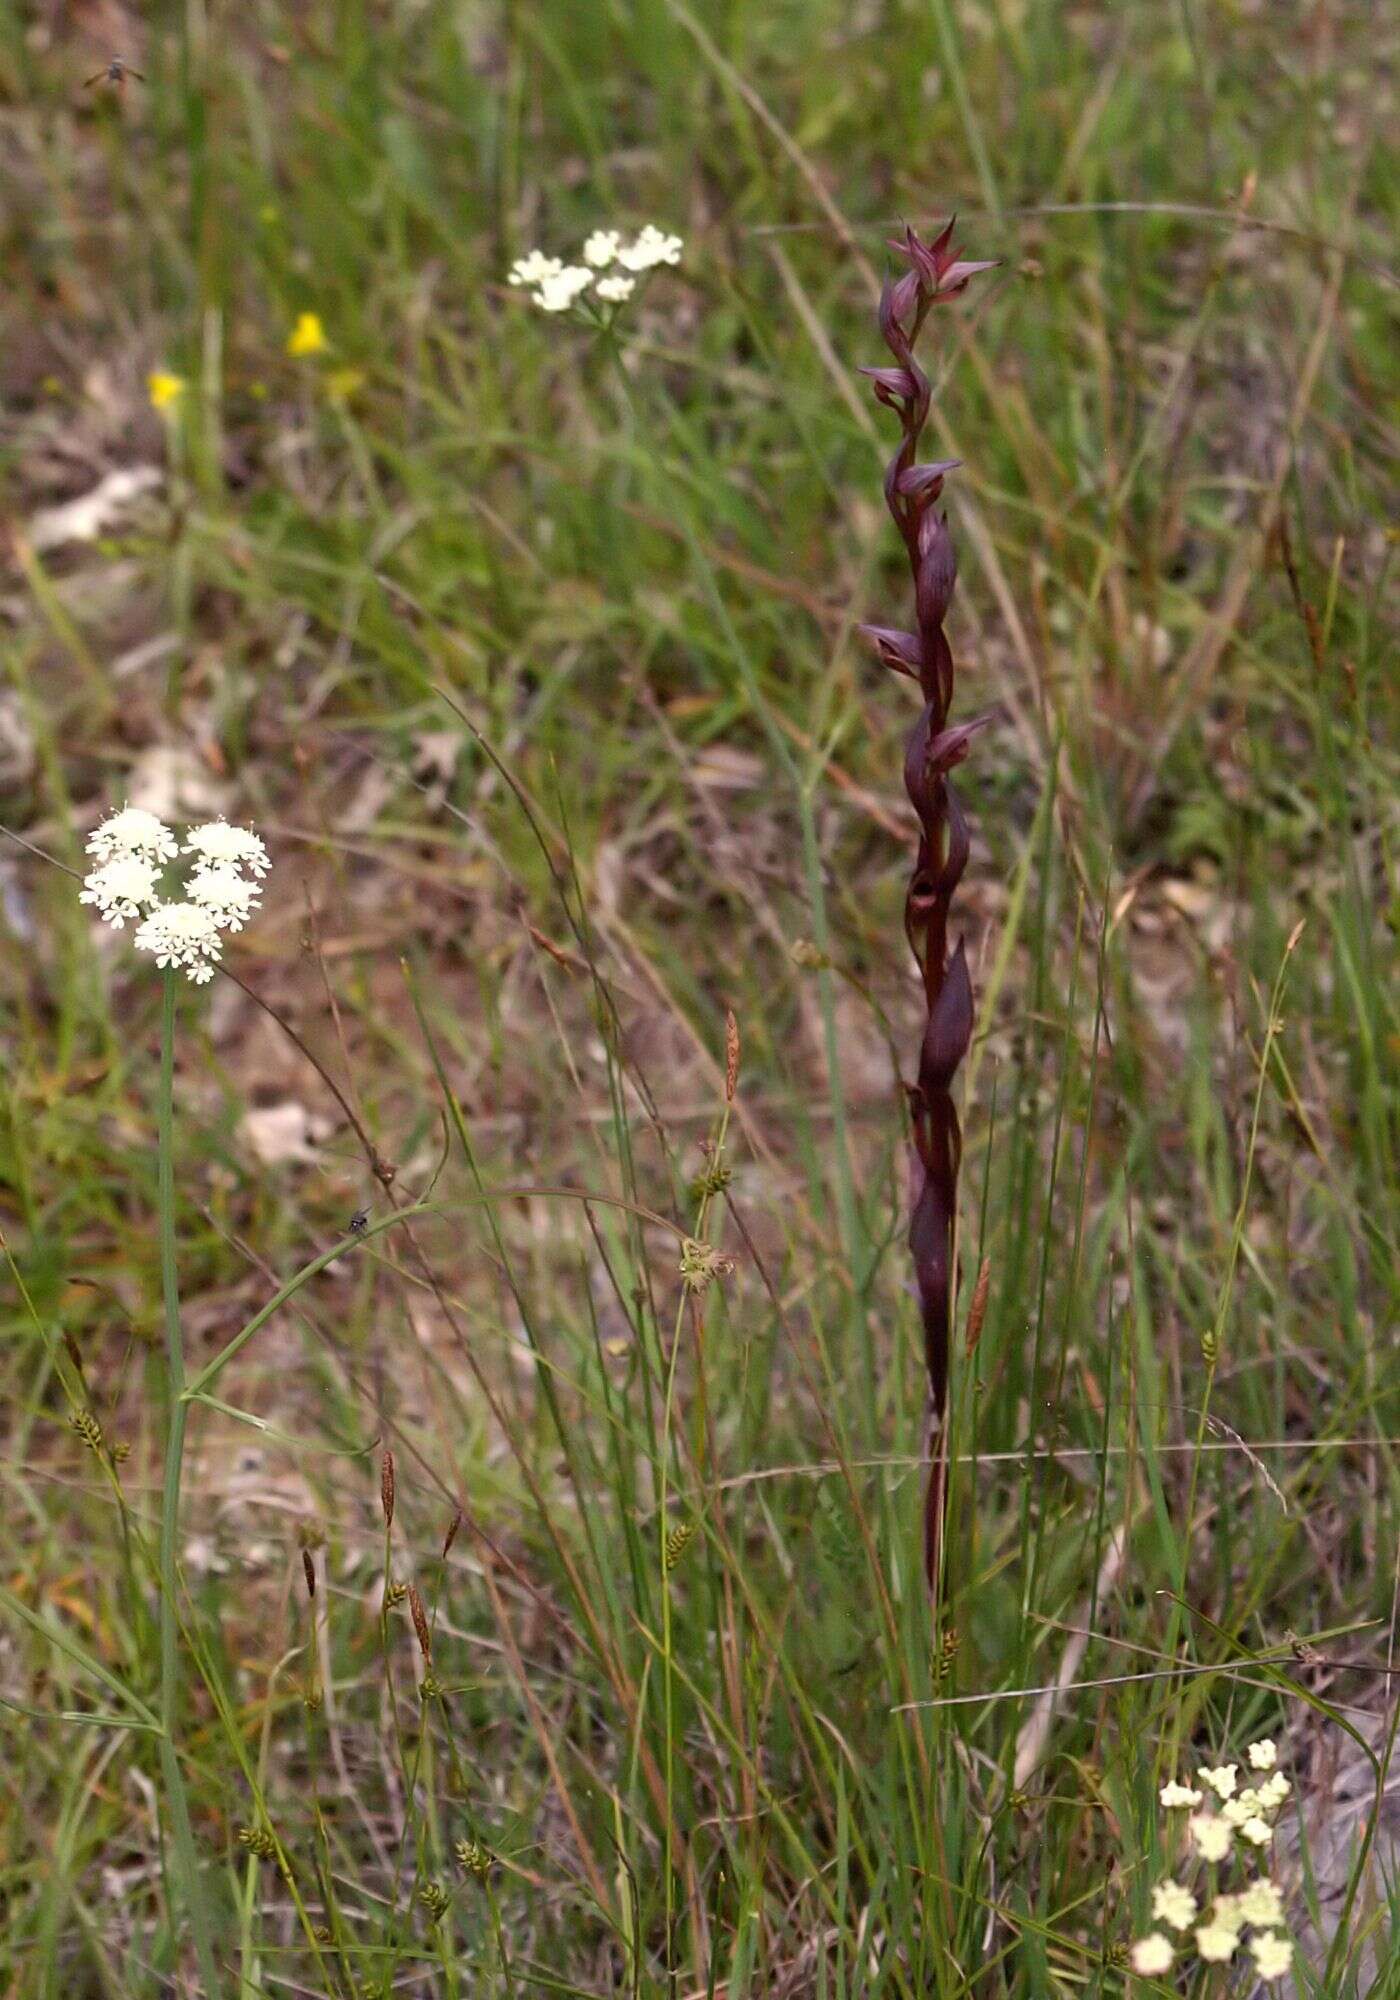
[182,819,271,877]
[79,854,162,929]
[86,806,177,867]
[187,862,262,932]
[1129,1737,1295,1982]
[82,809,269,984]
[132,901,225,984]
[508,225,683,316]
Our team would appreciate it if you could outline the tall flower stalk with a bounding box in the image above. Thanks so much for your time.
[859,220,994,1599]
[156,969,222,1998]
[80,807,271,1989]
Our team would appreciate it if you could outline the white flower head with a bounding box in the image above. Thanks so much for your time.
[1151,1881,1196,1932]
[531,265,594,314]
[79,855,162,930]
[1189,1812,1234,1863]
[508,250,563,289]
[617,224,683,272]
[1256,1772,1291,1809]
[133,901,223,983]
[1210,1893,1244,1935]
[1248,1738,1278,1771]
[183,820,271,878]
[1200,1764,1238,1799]
[1195,1922,1239,1964]
[188,863,261,933]
[582,229,622,268]
[595,273,636,303]
[1222,1797,1253,1828]
[1239,1815,1274,1849]
[86,806,177,865]
[1159,1781,1203,1809]
[1251,1932,1293,1980]
[1129,1933,1174,1976]
[1238,1880,1285,1928]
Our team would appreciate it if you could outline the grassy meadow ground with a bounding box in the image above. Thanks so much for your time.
[0,0,1397,1994]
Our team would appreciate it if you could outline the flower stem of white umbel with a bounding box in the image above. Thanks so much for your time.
[156,969,222,1996]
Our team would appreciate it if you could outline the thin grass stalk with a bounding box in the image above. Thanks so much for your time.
[860,220,995,1600]
[155,967,222,1997]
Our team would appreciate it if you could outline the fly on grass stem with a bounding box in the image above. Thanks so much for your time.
[84,57,145,87]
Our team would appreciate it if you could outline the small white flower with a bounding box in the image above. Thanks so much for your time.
[1222,1797,1253,1828]
[1159,1781,1203,1808]
[183,820,271,878]
[1199,1764,1238,1799]
[595,273,636,303]
[1248,1738,1278,1771]
[582,229,622,268]
[1251,1932,1293,1980]
[508,250,562,288]
[1189,1812,1234,1862]
[617,224,683,272]
[1151,1881,1196,1931]
[1210,1893,1244,1936]
[531,265,594,313]
[86,806,177,865]
[79,855,162,929]
[1239,1815,1273,1848]
[188,863,261,933]
[1256,1772,1291,1809]
[133,901,223,983]
[1238,1881,1285,1928]
[1195,1922,1239,1963]
[1129,1933,1174,1976]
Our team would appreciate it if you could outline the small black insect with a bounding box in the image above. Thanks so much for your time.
[348,1208,370,1237]
[84,56,146,88]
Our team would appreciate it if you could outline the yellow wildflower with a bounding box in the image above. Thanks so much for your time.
[148,371,185,411]
[286,312,327,358]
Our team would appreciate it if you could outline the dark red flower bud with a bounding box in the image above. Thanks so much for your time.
[937,258,999,295]
[878,269,921,341]
[889,224,942,292]
[858,624,923,677]
[926,712,995,773]
[919,939,974,1088]
[915,510,958,626]
[859,364,917,408]
[896,460,962,502]
[926,214,958,275]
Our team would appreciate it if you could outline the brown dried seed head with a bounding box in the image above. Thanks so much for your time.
[964,1258,991,1355]
[408,1582,432,1661]
[302,1549,316,1598]
[724,1009,740,1102]
[442,1508,464,1559]
[380,1449,395,1530]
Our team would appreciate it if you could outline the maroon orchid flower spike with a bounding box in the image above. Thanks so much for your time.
[861,219,995,1602]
